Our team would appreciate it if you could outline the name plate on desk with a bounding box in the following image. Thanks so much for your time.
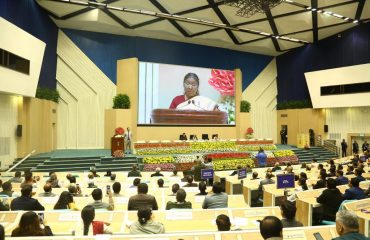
[165,211,193,220]
[283,230,307,240]
[244,209,270,217]
[59,212,80,221]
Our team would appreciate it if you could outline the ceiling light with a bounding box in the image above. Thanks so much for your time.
[107,6,123,11]
[344,17,350,21]
[306,7,312,10]
[324,11,332,15]
[224,0,284,18]
[311,8,317,11]
[284,0,294,2]
[333,13,343,18]
[70,0,88,5]
[353,20,359,23]
[317,10,323,13]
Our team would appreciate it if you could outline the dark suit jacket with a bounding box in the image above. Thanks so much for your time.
[128,170,142,177]
[336,176,349,185]
[183,183,198,187]
[128,193,158,210]
[343,187,365,200]
[317,188,343,221]
[150,172,164,177]
[313,179,326,189]
[10,196,45,211]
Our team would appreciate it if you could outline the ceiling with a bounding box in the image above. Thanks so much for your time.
[37,0,370,56]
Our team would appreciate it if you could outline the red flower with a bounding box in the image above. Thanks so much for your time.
[115,127,124,135]
[246,127,254,134]
[208,69,235,96]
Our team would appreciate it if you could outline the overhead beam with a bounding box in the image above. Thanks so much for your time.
[311,0,318,43]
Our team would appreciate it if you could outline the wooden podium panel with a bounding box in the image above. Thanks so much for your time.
[111,137,124,156]
[151,109,228,124]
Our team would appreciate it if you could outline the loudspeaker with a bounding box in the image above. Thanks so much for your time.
[16,124,22,137]
[324,125,328,133]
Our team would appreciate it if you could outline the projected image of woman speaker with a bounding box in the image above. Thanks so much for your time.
[169,73,218,111]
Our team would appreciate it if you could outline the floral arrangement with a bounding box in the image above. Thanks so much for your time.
[253,158,278,167]
[246,127,254,139]
[236,145,277,151]
[273,150,299,164]
[113,150,124,158]
[143,156,175,164]
[190,141,236,152]
[114,127,124,135]
[143,163,175,172]
[134,142,190,149]
[236,140,274,145]
[206,152,250,160]
[213,158,255,170]
[175,162,197,171]
[136,147,192,155]
[176,154,201,163]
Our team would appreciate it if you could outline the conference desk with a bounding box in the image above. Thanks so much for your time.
[0,207,280,236]
[5,225,338,240]
[343,198,370,236]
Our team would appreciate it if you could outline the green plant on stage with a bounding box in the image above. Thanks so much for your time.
[113,94,130,109]
[35,87,60,103]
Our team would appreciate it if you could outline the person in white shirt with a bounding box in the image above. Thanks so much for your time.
[124,127,132,154]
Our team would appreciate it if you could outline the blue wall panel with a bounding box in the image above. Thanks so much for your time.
[0,0,58,89]
[63,29,273,90]
[276,23,370,102]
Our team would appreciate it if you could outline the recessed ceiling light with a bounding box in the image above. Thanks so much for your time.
[311,8,317,11]
[353,20,359,23]
[344,17,350,21]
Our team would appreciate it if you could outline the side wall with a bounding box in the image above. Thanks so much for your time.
[56,31,116,149]
[0,94,18,169]
[243,59,277,142]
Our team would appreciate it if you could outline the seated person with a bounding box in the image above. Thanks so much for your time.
[336,170,349,186]
[333,210,368,240]
[345,165,354,175]
[90,170,100,178]
[46,172,61,188]
[78,205,112,235]
[87,173,97,188]
[86,188,114,210]
[0,181,19,197]
[104,170,112,177]
[129,207,165,234]
[343,178,365,200]
[272,162,282,172]
[11,185,45,211]
[165,189,192,210]
[259,216,283,240]
[38,183,56,197]
[287,178,308,202]
[280,200,303,228]
[230,165,242,176]
[110,174,116,182]
[128,165,142,177]
[251,172,260,180]
[8,171,23,183]
[312,170,327,189]
[157,179,165,188]
[179,133,187,141]
[169,73,218,111]
[354,168,366,182]
[258,173,275,199]
[54,191,79,210]
[183,175,198,187]
[216,214,231,231]
[11,211,53,237]
[150,168,164,177]
[130,178,141,188]
[68,184,83,197]
[195,181,208,195]
[169,183,180,196]
[316,178,343,221]
[170,169,178,177]
[202,182,228,209]
[112,182,123,197]
[128,183,158,211]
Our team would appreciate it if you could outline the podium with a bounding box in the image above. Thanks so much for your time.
[111,137,124,156]
[151,109,228,124]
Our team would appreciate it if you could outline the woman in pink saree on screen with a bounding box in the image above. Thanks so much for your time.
[169,73,218,111]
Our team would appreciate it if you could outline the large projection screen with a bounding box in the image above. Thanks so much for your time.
[138,62,236,125]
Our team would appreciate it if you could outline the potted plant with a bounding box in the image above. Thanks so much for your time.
[246,127,254,139]
[240,100,251,112]
[113,94,130,109]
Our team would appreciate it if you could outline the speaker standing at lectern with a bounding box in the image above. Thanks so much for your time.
[169,73,218,111]
[123,127,132,154]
